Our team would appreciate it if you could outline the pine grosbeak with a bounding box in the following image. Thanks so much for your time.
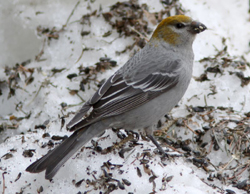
[26,15,207,179]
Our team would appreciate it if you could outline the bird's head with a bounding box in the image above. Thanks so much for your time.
[151,15,207,47]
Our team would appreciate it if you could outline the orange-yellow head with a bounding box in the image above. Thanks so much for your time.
[151,15,207,46]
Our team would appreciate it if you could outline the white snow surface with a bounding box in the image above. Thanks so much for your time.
[0,0,250,193]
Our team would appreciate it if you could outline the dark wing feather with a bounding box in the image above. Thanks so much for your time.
[68,60,182,131]
[66,73,121,130]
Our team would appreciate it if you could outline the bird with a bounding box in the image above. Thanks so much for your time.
[26,15,207,180]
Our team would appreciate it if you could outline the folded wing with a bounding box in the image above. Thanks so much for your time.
[67,60,182,132]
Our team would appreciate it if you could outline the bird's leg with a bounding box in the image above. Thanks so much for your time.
[144,126,168,157]
[147,134,165,154]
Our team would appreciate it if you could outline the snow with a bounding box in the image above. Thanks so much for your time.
[1,0,250,193]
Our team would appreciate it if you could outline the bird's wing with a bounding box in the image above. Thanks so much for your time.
[66,73,121,129]
[67,59,182,132]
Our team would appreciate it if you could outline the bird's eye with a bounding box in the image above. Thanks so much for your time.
[175,23,185,29]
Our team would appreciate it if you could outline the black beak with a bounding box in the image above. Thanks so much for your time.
[189,21,207,34]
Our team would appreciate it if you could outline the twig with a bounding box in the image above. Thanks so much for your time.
[27,79,53,106]
[63,1,80,29]
[164,144,184,154]
[128,26,149,42]
[75,45,94,63]
[204,95,207,107]
[235,162,250,177]
[66,101,85,108]
[228,161,250,180]
[66,87,85,102]
[27,82,44,106]
[184,121,199,135]
[35,38,46,61]
[2,172,6,194]
[219,156,235,173]
[207,138,214,154]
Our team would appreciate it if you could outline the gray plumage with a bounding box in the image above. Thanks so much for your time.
[26,15,207,180]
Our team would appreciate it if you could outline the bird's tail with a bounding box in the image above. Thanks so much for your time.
[26,123,104,180]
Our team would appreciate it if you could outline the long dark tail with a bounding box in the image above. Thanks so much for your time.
[26,124,103,180]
